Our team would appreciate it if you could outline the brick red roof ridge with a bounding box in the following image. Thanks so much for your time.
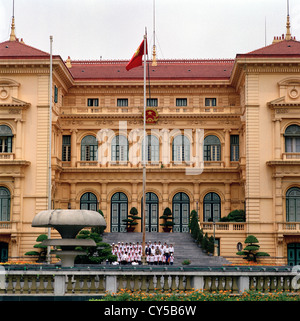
[237,39,300,57]
[69,58,235,65]
[0,39,50,57]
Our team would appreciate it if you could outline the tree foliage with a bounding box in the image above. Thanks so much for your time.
[236,235,270,262]
[25,234,48,262]
[220,209,245,222]
[75,229,117,264]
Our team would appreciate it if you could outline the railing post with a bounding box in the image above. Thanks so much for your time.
[238,276,249,293]
[54,275,66,296]
[106,275,117,294]
[191,276,204,291]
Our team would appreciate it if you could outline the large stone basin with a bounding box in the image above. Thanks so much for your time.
[32,209,107,267]
[32,209,106,238]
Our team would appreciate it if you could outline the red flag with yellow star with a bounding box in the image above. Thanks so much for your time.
[126,39,148,71]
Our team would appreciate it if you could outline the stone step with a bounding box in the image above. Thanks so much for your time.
[102,232,231,266]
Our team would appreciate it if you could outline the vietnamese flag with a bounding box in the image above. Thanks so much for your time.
[126,39,148,71]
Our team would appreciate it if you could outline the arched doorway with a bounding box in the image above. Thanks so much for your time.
[111,192,128,232]
[80,192,98,211]
[141,192,159,232]
[172,192,190,232]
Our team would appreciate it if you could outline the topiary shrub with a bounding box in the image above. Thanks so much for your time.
[236,235,270,262]
[25,234,48,262]
[220,209,245,222]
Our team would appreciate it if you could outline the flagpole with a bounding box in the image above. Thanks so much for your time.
[47,35,53,264]
[142,29,147,264]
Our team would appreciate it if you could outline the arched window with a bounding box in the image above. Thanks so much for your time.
[141,192,159,232]
[203,192,221,222]
[111,192,128,232]
[286,187,300,222]
[204,135,221,161]
[172,135,190,162]
[285,125,300,153]
[0,125,13,153]
[111,135,128,162]
[172,192,190,232]
[142,135,159,162]
[80,192,98,211]
[0,187,10,221]
[81,135,98,161]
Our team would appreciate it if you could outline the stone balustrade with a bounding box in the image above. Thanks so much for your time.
[0,266,298,297]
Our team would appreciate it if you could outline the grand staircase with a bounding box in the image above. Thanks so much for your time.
[102,232,231,266]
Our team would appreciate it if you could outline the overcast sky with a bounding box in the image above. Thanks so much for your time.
[0,0,300,61]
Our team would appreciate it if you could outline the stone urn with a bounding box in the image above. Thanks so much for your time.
[32,209,106,267]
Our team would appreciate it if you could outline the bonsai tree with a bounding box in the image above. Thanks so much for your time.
[236,235,270,262]
[160,207,174,232]
[220,209,245,222]
[75,229,117,264]
[25,234,48,262]
[122,207,141,232]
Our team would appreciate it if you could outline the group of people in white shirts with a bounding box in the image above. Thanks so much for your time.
[111,240,175,266]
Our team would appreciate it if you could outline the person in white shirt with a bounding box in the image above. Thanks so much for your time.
[149,254,154,265]
[154,253,159,265]
[169,253,174,265]
[137,251,142,265]
[164,244,170,264]
[169,244,174,255]
[121,252,128,265]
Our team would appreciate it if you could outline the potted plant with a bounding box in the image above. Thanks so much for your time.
[122,207,141,232]
[160,207,174,232]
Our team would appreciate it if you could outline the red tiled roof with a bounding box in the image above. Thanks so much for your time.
[68,59,234,81]
[237,39,300,58]
[0,40,50,58]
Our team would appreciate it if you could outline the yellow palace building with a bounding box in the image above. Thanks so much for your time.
[0,14,300,265]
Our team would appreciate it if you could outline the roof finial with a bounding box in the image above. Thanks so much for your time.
[272,0,295,43]
[152,0,157,66]
[286,0,292,40]
[9,0,16,41]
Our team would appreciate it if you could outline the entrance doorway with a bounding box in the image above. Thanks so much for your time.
[111,192,128,232]
[141,192,159,232]
[288,243,300,266]
[172,192,190,232]
[0,242,8,262]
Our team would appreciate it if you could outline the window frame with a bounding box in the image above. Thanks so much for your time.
[81,135,98,161]
[204,135,221,161]
[176,98,187,107]
[205,98,217,107]
[117,99,128,107]
[62,135,71,162]
[87,98,99,107]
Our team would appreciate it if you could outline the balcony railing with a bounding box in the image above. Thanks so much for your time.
[0,153,14,160]
[283,153,300,160]
[61,106,242,115]
[277,222,300,233]
[202,222,245,232]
